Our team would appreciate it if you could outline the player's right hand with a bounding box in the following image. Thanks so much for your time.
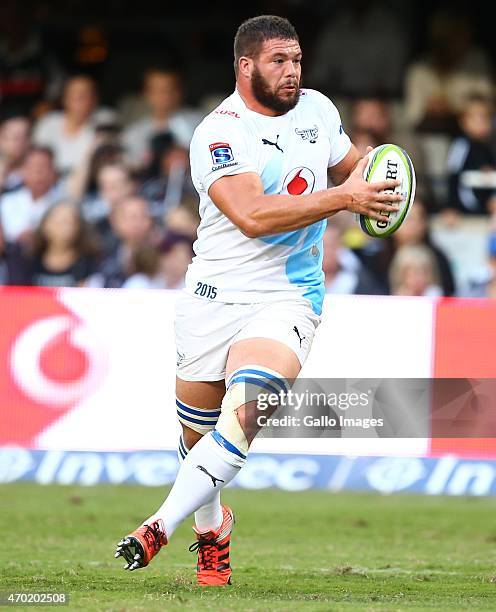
[340,154,402,222]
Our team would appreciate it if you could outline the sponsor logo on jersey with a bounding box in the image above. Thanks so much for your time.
[214,109,240,119]
[262,135,284,152]
[295,125,319,143]
[209,142,234,165]
[282,167,316,196]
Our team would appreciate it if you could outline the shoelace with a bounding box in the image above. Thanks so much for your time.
[189,537,219,570]
[142,522,163,552]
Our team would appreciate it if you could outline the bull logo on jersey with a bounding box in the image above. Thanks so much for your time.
[282,167,316,196]
[295,125,319,143]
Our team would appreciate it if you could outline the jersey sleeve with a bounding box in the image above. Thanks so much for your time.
[190,118,257,193]
[317,94,352,168]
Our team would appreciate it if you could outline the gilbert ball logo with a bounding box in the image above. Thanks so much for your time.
[282,167,315,196]
[9,314,106,407]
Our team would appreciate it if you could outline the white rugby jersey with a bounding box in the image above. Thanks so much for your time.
[186,88,351,315]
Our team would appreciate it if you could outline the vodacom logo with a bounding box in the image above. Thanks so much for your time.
[282,167,315,196]
[9,315,106,407]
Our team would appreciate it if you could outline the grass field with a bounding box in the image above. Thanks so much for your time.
[1,484,496,611]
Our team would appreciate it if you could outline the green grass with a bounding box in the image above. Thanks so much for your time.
[1,484,496,611]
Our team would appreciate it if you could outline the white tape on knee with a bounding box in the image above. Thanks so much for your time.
[215,365,290,456]
[175,398,220,435]
[216,382,250,455]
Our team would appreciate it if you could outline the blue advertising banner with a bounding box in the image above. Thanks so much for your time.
[1,447,495,496]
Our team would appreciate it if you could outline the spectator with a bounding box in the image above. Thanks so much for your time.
[33,75,116,175]
[348,128,380,159]
[157,231,193,290]
[138,132,196,218]
[0,220,29,285]
[89,195,153,288]
[468,233,496,298]
[389,245,442,297]
[350,98,426,182]
[88,162,136,255]
[445,96,496,216]
[122,67,201,168]
[121,244,163,289]
[394,197,456,295]
[0,113,31,193]
[0,1,64,116]
[308,0,410,98]
[322,225,385,295]
[66,133,125,204]
[404,9,493,134]
[360,194,456,296]
[27,201,100,287]
[164,198,200,240]
[0,146,62,244]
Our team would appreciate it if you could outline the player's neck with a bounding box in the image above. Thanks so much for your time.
[235,84,283,118]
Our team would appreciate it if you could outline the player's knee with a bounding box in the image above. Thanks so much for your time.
[176,398,221,436]
[180,426,203,452]
[214,364,289,458]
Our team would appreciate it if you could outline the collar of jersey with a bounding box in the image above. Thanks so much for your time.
[233,88,294,122]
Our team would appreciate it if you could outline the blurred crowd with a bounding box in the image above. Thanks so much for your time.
[1,3,496,298]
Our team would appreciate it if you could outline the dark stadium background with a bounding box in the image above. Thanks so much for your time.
[3,0,493,105]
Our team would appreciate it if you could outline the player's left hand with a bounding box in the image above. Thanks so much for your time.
[339,154,402,223]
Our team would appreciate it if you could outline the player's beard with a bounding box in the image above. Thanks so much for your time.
[251,65,300,114]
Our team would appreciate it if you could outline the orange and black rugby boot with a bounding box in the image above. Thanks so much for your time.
[115,519,167,571]
[188,505,234,586]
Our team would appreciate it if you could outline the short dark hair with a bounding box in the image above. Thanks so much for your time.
[234,15,298,73]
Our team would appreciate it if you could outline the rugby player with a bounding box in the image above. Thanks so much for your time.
[115,15,401,586]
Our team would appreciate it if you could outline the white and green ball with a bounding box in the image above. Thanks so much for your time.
[357,143,416,238]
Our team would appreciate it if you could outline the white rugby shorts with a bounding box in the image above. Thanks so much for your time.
[175,293,320,382]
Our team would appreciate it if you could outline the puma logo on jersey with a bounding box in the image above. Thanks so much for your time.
[262,135,283,152]
[293,325,306,347]
[196,465,225,487]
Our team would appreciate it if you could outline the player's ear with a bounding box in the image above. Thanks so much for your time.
[238,57,253,79]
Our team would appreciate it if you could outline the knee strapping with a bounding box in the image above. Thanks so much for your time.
[176,398,220,435]
[214,365,289,457]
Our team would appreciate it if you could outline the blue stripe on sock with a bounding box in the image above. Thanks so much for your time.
[175,399,221,418]
[177,409,219,426]
[179,435,188,458]
[211,429,246,460]
[230,368,289,393]
[228,376,281,396]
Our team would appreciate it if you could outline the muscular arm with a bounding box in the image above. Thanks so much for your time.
[208,146,401,238]
[328,144,361,186]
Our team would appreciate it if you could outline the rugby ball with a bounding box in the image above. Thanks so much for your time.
[357,143,416,238]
